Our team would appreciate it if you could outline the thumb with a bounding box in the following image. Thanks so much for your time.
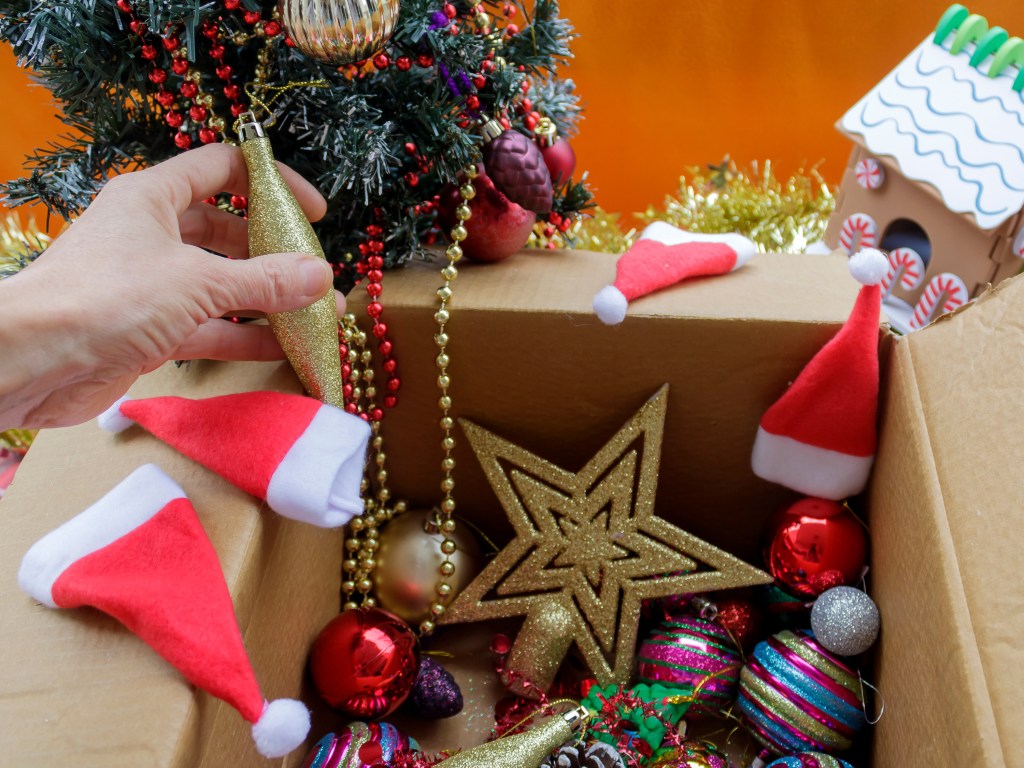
[208,253,334,315]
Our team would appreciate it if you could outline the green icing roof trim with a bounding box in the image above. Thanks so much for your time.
[932,3,1024,92]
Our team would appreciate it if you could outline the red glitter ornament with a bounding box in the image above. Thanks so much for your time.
[309,609,420,719]
[436,168,536,262]
[764,497,868,598]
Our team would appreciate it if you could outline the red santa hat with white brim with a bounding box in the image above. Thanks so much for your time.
[98,391,370,528]
[18,464,310,758]
[593,220,757,325]
[751,248,888,500]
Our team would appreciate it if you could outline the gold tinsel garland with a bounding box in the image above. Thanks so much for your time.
[532,158,836,255]
[1,214,51,453]
[0,213,51,280]
[641,157,836,254]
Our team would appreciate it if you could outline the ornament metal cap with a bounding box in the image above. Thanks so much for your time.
[236,110,266,142]
[481,119,505,143]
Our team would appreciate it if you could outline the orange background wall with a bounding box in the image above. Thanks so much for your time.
[2,0,1023,226]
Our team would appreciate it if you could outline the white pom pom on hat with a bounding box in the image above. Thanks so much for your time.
[848,247,889,286]
[252,699,312,758]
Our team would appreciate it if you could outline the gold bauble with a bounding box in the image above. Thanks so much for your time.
[373,509,482,624]
[278,0,401,64]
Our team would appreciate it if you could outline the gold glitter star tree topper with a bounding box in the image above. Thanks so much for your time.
[442,386,771,689]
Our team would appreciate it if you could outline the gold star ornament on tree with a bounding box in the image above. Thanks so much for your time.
[441,386,771,691]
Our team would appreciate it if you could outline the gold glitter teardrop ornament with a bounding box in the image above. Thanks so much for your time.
[239,113,343,407]
[435,706,590,768]
[278,0,401,64]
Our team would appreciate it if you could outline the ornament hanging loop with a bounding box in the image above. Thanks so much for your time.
[858,672,886,725]
[232,79,329,136]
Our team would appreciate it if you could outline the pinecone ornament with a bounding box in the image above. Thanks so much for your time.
[481,120,553,214]
[540,741,626,768]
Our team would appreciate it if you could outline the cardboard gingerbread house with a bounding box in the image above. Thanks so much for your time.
[824,3,1024,332]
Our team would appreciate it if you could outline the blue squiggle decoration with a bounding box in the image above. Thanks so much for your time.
[895,69,1024,151]
[877,88,1024,187]
[856,103,1012,218]
[913,47,1024,118]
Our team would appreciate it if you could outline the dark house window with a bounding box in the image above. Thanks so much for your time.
[881,219,931,268]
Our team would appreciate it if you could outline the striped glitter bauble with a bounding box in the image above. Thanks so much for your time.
[636,616,741,718]
[301,722,418,768]
[765,752,854,768]
[737,629,865,756]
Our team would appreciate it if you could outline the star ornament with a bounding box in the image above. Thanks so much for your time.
[442,385,771,688]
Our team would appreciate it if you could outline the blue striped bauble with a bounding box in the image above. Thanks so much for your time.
[766,752,854,768]
[737,629,865,756]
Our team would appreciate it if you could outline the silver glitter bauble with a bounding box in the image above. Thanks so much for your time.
[810,586,880,656]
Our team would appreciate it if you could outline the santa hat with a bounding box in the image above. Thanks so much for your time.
[17,464,310,758]
[99,391,370,528]
[751,248,889,500]
[593,221,757,324]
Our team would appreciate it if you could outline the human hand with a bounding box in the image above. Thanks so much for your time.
[0,143,339,429]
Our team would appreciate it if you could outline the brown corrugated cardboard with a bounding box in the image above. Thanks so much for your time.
[0,361,342,768]
[1,248,1019,765]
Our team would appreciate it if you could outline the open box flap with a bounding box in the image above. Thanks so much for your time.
[0,360,341,768]
[871,273,1024,767]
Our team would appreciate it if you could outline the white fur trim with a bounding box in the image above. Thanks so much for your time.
[18,465,184,607]
[751,427,874,500]
[266,405,371,528]
[849,248,889,286]
[252,699,310,758]
[593,285,628,325]
[97,395,134,433]
[639,221,757,268]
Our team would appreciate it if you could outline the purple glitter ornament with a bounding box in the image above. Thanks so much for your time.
[482,126,554,214]
[405,655,463,719]
[636,616,741,719]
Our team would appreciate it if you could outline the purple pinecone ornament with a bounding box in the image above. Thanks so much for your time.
[405,656,463,719]
[482,121,553,214]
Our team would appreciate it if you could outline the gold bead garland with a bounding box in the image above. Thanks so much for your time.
[340,166,478,637]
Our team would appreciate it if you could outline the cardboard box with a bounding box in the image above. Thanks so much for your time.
[1,249,1020,766]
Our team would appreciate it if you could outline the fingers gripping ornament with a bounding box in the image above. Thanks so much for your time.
[238,113,343,406]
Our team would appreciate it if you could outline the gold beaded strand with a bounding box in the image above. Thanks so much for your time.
[339,166,477,637]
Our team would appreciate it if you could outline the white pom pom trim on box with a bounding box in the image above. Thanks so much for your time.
[252,698,310,758]
[97,395,134,433]
[594,285,629,325]
[849,248,889,286]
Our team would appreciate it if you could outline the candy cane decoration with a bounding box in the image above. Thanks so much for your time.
[855,158,885,190]
[880,247,925,299]
[910,272,968,329]
[839,213,878,254]
[1013,225,1024,258]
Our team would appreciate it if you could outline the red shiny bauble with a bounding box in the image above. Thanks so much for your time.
[436,168,537,262]
[764,497,868,598]
[309,608,420,719]
[541,137,576,186]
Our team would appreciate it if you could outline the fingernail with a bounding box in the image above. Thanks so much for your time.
[300,258,330,296]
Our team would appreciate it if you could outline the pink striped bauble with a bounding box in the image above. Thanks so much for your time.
[636,616,741,719]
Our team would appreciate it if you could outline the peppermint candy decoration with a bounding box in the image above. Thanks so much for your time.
[910,272,968,329]
[880,247,925,299]
[1014,226,1024,258]
[855,158,885,190]
[838,213,877,255]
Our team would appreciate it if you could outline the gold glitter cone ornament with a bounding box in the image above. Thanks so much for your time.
[442,386,771,689]
[435,706,589,768]
[238,113,343,407]
[278,0,401,64]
